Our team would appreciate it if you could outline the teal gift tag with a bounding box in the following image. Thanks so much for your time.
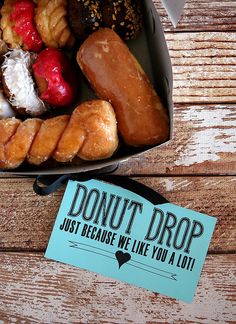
[45,178,216,303]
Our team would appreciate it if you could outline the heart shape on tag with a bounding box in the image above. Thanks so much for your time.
[115,250,131,268]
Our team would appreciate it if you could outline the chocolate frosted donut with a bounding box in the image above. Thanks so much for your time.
[101,0,142,40]
[68,0,102,40]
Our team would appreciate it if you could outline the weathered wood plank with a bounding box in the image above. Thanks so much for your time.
[0,177,235,252]
[0,104,235,177]
[166,32,236,103]
[0,253,235,323]
[119,104,236,175]
[153,0,236,32]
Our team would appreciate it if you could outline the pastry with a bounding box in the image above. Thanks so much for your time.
[101,0,142,40]
[0,100,119,169]
[0,118,42,169]
[35,0,75,48]
[0,31,8,62]
[1,49,46,116]
[1,0,43,52]
[68,0,102,40]
[68,0,142,40]
[32,48,78,107]
[28,115,70,165]
[77,28,169,147]
[0,90,15,118]
[0,117,21,164]
[53,100,118,162]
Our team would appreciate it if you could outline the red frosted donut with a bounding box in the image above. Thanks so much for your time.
[32,48,78,107]
[10,0,43,52]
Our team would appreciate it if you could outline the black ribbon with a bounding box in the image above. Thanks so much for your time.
[33,164,119,196]
[33,164,169,205]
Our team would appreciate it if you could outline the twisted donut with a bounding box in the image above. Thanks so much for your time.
[35,0,75,48]
[0,100,119,169]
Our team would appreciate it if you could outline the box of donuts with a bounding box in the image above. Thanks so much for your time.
[0,0,173,176]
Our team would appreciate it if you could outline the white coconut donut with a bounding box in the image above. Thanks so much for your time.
[2,49,46,116]
[0,91,15,118]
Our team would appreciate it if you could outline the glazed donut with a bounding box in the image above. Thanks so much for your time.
[0,117,20,165]
[1,49,46,116]
[32,48,78,107]
[77,28,169,147]
[1,0,43,52]
[0,100,119,169]
[35,0,75,48]
[53,100,118,162]
[0,117,42,169]
[68,0,102,40]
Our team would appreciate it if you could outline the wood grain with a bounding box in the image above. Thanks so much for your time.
[166,32,236,103]
[0,104,235,177]
[0,253,235,323]
[0,177,235,252]
[0,1,235,322]
[153,0,236,32]
[119,104,236,175]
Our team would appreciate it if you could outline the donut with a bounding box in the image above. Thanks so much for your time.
[68,0,102,40]
[1,49,46,116]
[35,0,75,48]
[1,0,43,52]
[77,28,169,147]
[101,0,142,40]
[32,48,78,107]
[0,90,15,118]
[0,100,119,169]
[0,31,8,62]
[68,0,142,40]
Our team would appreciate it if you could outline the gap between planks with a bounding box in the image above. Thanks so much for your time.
[0,177,235,253]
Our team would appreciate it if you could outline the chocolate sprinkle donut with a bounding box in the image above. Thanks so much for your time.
[101,0,142,40]
[68,0,142,41]
[68,0,102,40]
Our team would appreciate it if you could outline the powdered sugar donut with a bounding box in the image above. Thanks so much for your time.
[2,49,46,116]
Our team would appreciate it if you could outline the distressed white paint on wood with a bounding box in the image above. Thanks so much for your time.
[160,179,191,192]
[118,104,236,175]
[0,2,235,323]
[0,253,235,323]
[165,32,236,103]
[174,105,236,166]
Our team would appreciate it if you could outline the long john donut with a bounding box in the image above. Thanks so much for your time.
[0,100,119,169]
[77,28,170,147]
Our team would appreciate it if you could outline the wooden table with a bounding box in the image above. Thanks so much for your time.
[0,1,235,322]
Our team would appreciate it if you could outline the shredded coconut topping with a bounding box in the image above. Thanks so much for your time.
[2,49,46,116]
[0,91,16,119]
